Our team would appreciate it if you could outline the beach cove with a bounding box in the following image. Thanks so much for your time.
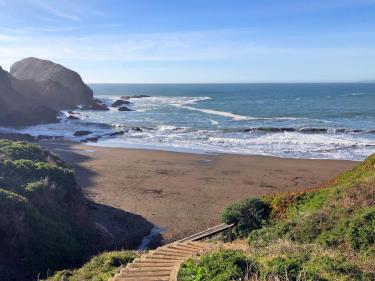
[41,139,357,243]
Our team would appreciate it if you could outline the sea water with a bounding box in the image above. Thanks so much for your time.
[10,83,375,160]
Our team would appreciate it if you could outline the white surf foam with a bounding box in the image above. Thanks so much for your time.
[177,105,309,122]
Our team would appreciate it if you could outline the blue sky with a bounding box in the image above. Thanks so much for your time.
[0,0,375,83]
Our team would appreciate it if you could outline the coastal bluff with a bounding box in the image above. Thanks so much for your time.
[0,57,106,126]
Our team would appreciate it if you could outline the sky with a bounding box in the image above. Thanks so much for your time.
[0,0,375,83]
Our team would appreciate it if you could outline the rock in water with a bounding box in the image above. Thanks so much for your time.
[67,115,80,120]
[118,106,134,111]
[73,130,93,136]
[10,57,93,106]
[111,99,131,107]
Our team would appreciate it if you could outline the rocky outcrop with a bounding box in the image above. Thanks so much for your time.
[81,99,109,111]
[111,99,131,107]
[118,106,134,112]
[0,57,106,126]
[10,57,93,106]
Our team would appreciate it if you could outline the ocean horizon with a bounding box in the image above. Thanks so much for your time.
[6,83,375,161]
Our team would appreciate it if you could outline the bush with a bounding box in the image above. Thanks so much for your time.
[265,256,304,281]
[0,159,76,195]
[0,140,42,161]
[304,255,370,281]
[48,251,137,281]
[346,207,375,252]
[222,198,271,237]
[178,250,257,281]
[0,140,61,165]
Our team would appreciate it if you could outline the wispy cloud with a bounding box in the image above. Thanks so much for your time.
[29,0,81,21]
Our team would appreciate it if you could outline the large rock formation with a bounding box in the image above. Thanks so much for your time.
[10,57,93,106]
[0,66,58,126]
[0,57,107,126]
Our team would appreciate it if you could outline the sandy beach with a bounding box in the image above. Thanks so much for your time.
[40,140,358,245]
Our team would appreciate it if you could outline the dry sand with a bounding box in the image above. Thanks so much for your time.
[41,140,358,244]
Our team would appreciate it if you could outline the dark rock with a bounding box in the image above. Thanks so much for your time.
[73,130,92,136]
[81,100,109,111]
[37,135,64,141]
[67,115,80,120]
[132,127,142,132]
[118,106,134,112]
[120,95,150,100]
[109,131,125,136]
[0,131,36,142]
[4,106,59,126]
[111,99,131,107]
[81,137,99,143]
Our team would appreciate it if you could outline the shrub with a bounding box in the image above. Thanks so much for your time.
[0,140,61,165]
[178,250,257,281]
[0,140,42,161]
[222,198,271,237]
[346,207,375,252]
[0,159,76,195]
[48,251,137,281]
[264,256,304,281]
[304,255,370,281]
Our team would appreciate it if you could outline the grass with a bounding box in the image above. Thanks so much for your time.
[47,251,138,281]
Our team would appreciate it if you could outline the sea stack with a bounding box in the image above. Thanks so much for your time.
[10,57,94,107]
[0,57,108,126]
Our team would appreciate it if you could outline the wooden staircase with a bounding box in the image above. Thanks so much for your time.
[112,241,214,281]
[111,223,233,281]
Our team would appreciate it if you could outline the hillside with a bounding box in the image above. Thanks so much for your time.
[0,140,106,281]
[178,154,375,280]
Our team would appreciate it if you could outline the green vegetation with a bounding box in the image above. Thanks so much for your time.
[178,250,257,281]
[222,197,271,237]
[0,140,100,281]
[48,251,137,281]
[179,154,375,280]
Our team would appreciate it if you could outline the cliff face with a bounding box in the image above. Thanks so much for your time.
[10,57,93,106]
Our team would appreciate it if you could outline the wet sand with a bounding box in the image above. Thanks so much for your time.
[41,140,358,243]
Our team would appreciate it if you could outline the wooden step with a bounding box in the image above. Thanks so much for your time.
[120,270,171,277]
[126,266,174,271]
[169,243,203,251]
[129,263,175,268]
[146,254,183,260]
[152,250,187,257]
[161,246,197,254]
[116,277,169,281]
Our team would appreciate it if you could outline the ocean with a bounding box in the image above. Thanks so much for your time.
[12,83,375,160]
